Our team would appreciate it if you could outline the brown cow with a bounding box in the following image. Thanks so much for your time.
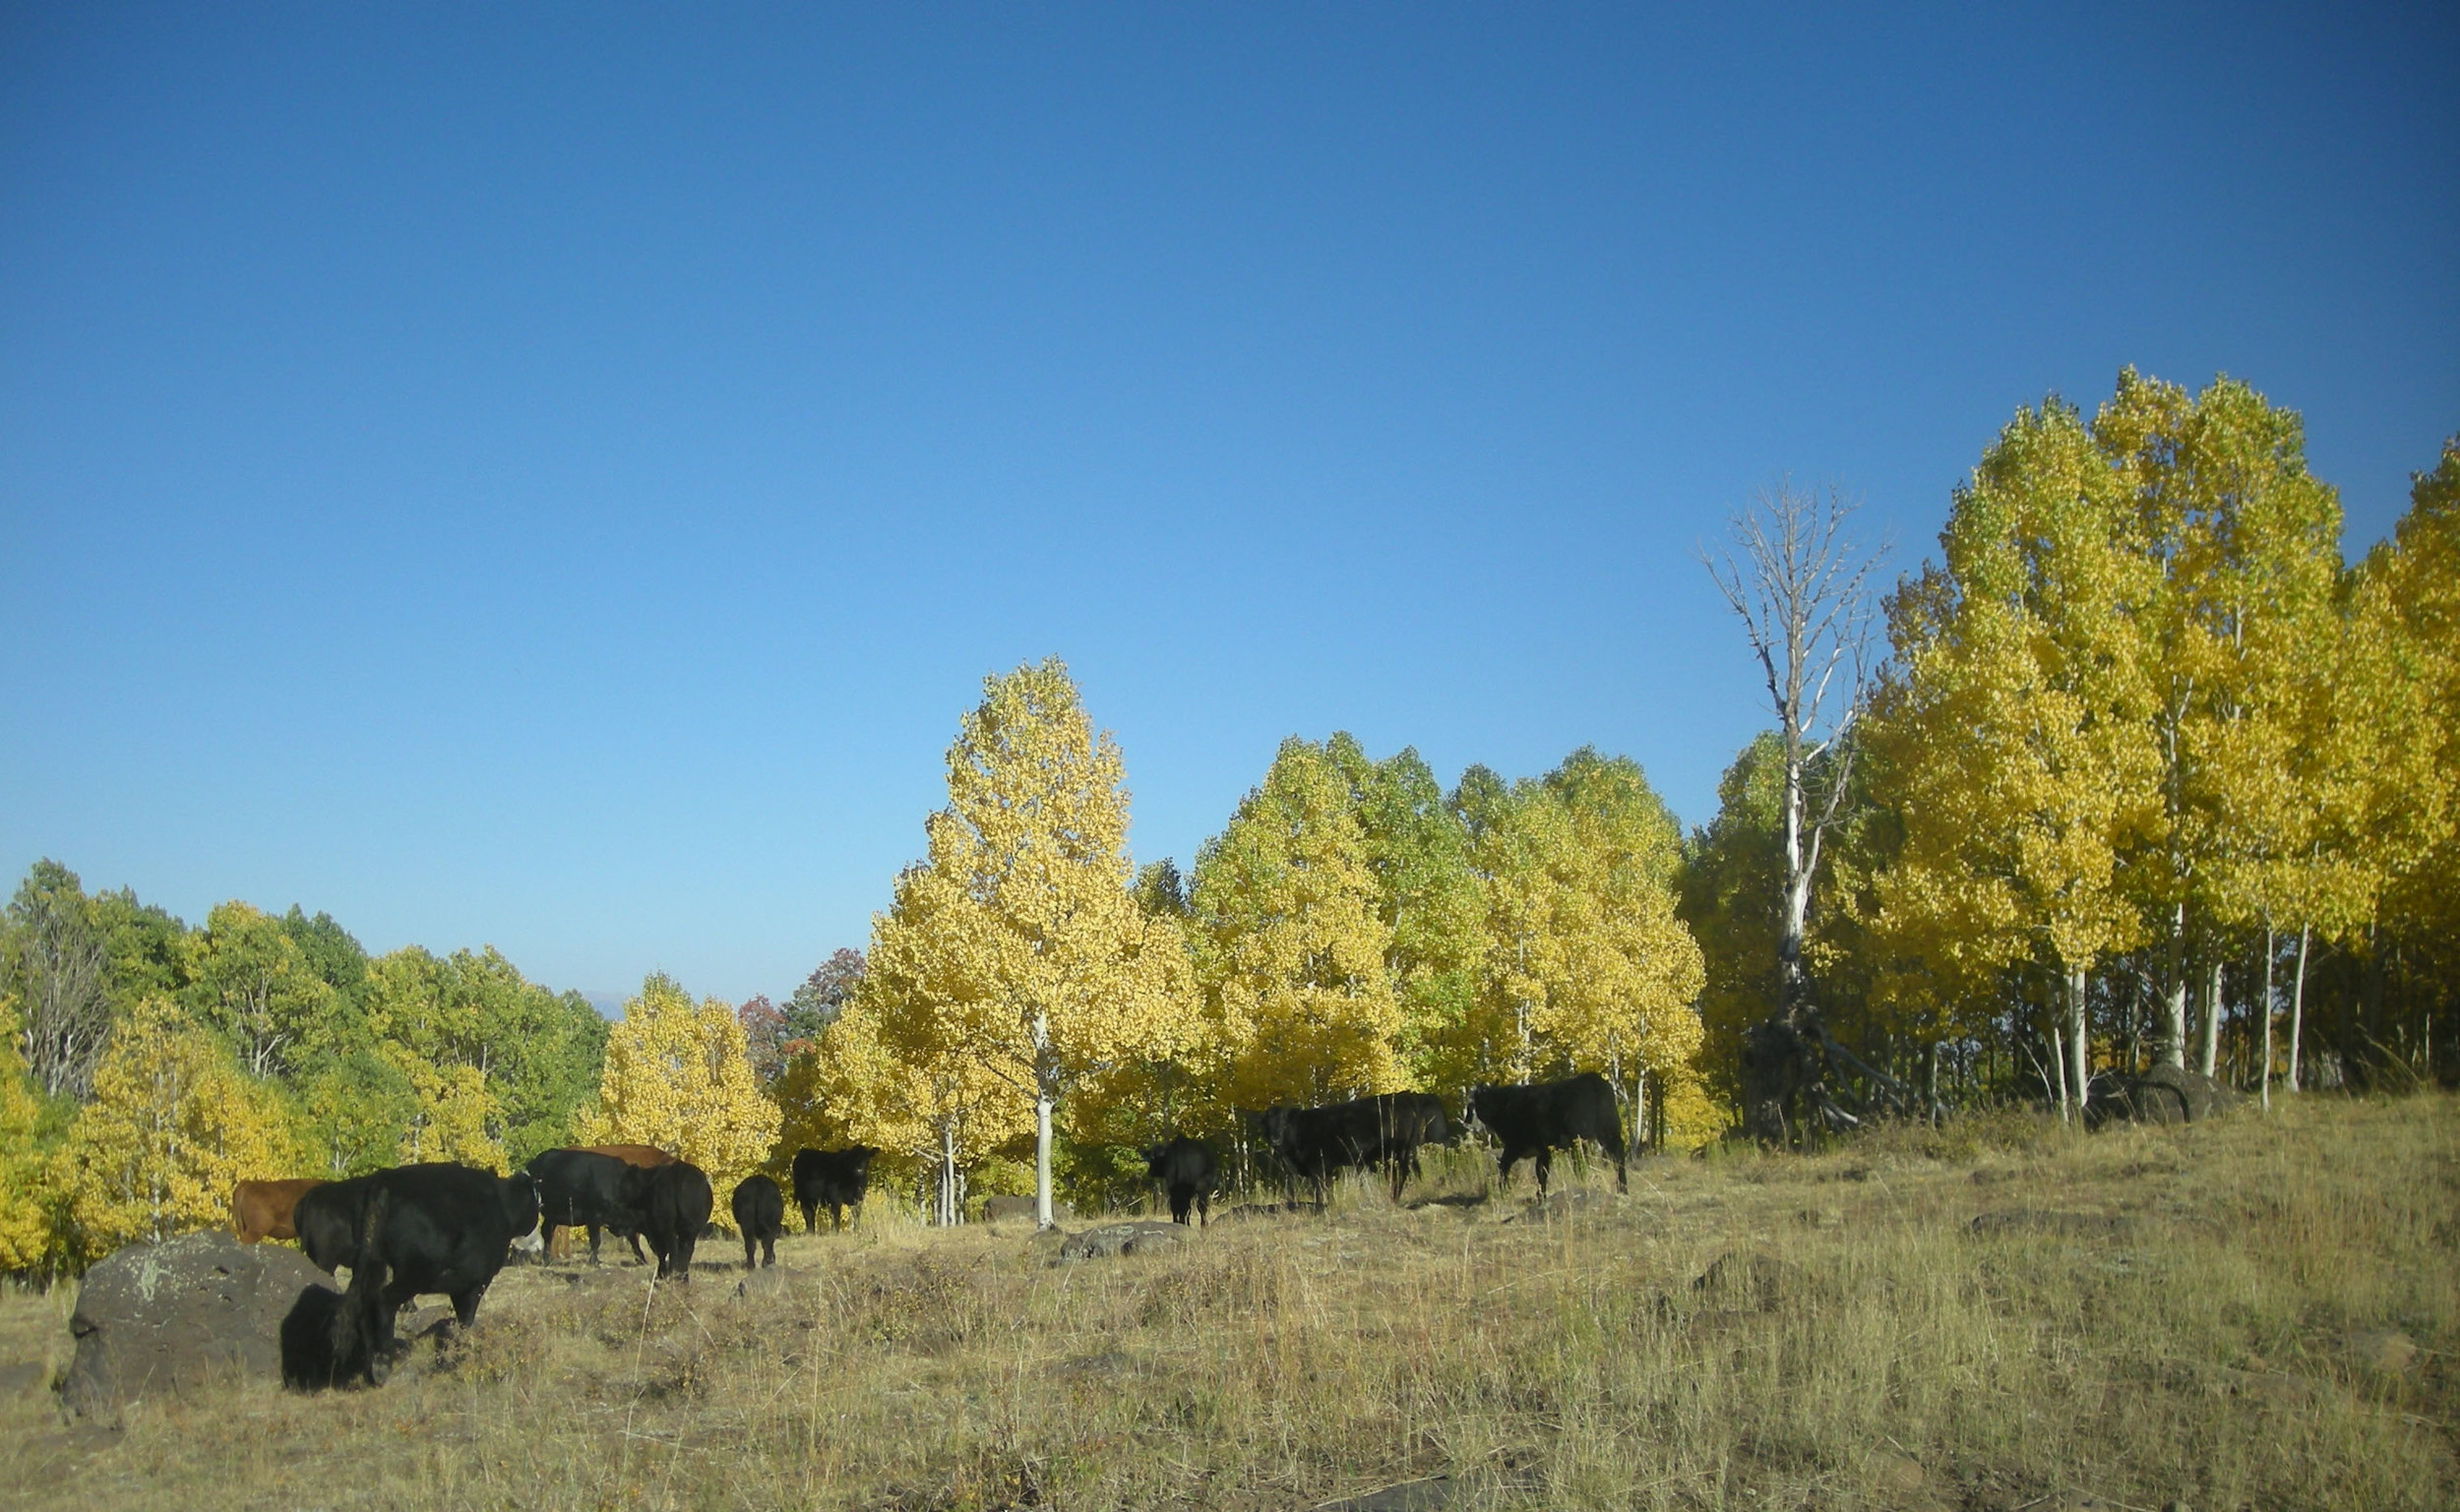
[232,1178,325,1244]
[542,1145,675,1261]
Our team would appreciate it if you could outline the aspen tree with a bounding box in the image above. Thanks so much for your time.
[64,997,298,1250]
[576,973,780,1196]
[853,886,1028,1225]
[1190,737,1402,1116]
[2095,372,2341,1072]
[1867,399,2163,1120]
[0,995,51,1270]
[359,946,504,1169]
[868,659,1191,1228]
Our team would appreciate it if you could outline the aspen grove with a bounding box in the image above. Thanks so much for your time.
[2,368,2456,1263]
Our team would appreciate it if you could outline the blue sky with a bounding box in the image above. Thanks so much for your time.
[4,4,2454,1008]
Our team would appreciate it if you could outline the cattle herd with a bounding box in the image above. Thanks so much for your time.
[238,1072,1627,1391]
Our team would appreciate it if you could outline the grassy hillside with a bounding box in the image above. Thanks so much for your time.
[4,1095,2453,1510]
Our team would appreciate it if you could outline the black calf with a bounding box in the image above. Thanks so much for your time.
[731,1174,784,1269]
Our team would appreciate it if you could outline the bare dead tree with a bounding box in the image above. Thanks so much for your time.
[1702,479,1901,1142]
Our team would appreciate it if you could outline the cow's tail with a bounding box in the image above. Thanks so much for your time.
[335,1188,393,1387]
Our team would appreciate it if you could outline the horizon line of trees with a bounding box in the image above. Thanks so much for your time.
[6,366,2453,1264]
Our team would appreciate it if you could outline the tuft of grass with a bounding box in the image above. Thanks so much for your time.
[2,1094,2454,1509]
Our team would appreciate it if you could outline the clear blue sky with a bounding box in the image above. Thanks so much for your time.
[4,5,2453,1008]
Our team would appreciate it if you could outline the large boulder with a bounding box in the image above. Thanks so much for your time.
[2088,1063,2237,1128]
[66,1230,338,1416]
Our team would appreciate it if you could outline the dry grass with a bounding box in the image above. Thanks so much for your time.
[3,1095,2454,1511]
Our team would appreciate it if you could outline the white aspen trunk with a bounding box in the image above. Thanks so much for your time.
[2287,924,2309,1094]
[2050,991,2070,1123]
[2260,925,2276,1112]
[937,1120,957,1228]
[2214,963,2234,1081]
[1030,1007,1059,1230]
[1034,1089,1056,1230]
[2067,966,2091,1121]
[2165,904,2190,1068]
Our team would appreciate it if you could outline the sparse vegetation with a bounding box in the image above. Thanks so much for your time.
[7,1095,2451,1510]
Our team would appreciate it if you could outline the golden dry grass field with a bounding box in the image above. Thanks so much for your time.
[3,1096,2454,1511]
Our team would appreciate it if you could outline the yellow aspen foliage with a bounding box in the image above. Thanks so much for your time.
[574,973,779,1196]
[64,997,299,1252]
[864,659,1193,1225]
[1866,397,2165,1108]
[360,946,504,1170]
[1190,736,1403,1115]
[2367,439,2460,925]
[0,994,54,1271]
[1455,755,1704,1098]
[1531,751,1706,1085]
[379,1049,501,1170]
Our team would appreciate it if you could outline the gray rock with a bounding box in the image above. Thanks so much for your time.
[1053,1221,1186,1261]
[2087,1063,2237,1127]
[66,1230,338,1416]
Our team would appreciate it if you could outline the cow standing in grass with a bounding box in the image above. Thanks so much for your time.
[1245,1092,1450,1203]
[625,1161,713,1280]
[731,1174,784,1269]
[1468,1072,1628,1194]
[536,1144,673,1261]
[1144,1136,1217,1226]
[526,1148,655,1264]
[792,1145,878,1233]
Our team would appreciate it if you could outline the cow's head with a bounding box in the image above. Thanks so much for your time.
[1240,1107,1297,1157]
[500,1171,543,1239]
[1464,1085,1497,1132]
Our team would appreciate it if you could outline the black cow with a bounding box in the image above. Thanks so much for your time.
[525,1148,651,1263]
[1144,1136,1217,1226]
[623,1161,713,1280]
[731,1175,784,1269]
[1244,1092,1451,1203]
[294,1161,525,1275]
[1468,1072,1628,1194]
[287,1163,539,1379]
[281,1192,396,1390]
[791,1145,878,1233]
[293,1171,383,1274]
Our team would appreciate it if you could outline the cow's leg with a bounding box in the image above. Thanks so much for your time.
[1534,1147,1553,1195]
[1603,1126,1629,1192]
[1197,1189,1209,1228]
[586,1224,603,1263]
[831,1203,845,1233]
[744,1230,757,1271]
[800,1201,818,1235]
[763,1233,776,1267]
[627,1232,648,1263]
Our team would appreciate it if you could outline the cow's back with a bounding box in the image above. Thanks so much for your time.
[294,1175,380,1272]
[579,1143,675,1170]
